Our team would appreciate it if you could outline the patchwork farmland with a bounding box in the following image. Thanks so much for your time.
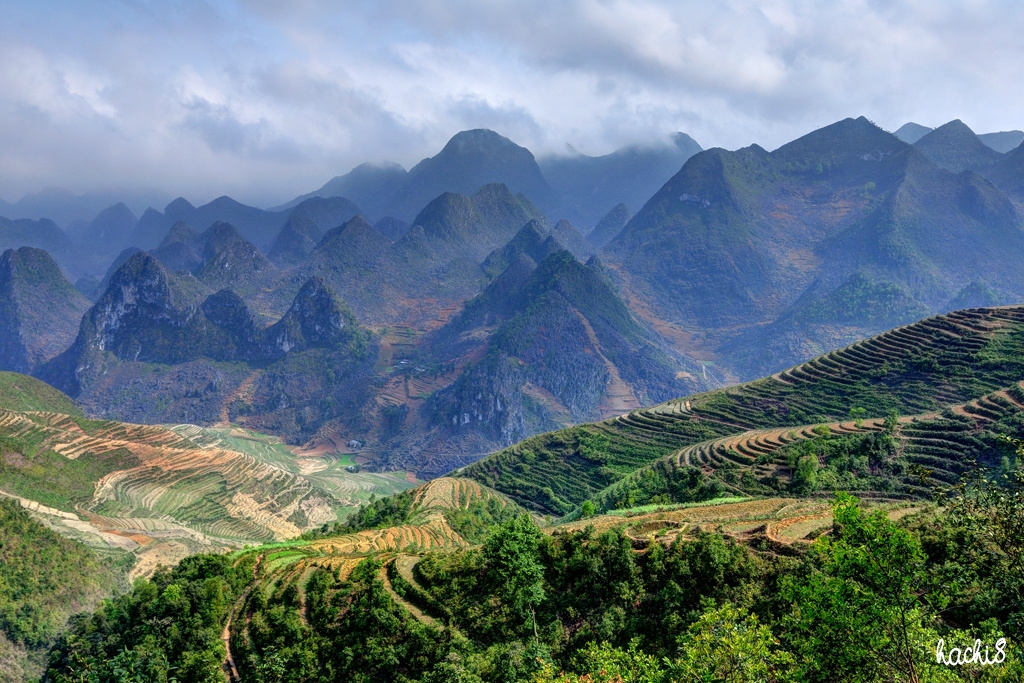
[0,406,414,577]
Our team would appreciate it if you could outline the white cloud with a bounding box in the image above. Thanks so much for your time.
[0,0,1021,207]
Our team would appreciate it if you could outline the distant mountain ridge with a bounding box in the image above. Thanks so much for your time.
[912,119,1004,173]
[605,116,1024,377]
[274,129,702,236]
[389,129,557,223]
[131,195,361,251]
[539,133,702,230]
[40,251,376,442]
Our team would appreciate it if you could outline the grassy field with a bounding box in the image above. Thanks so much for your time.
[0,372,82,416]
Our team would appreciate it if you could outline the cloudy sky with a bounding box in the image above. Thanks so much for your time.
[1,0,1020,207]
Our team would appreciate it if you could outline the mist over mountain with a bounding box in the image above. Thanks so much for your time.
[274,129,701,242]
[271,162,408,220]
[0,187,171,230]
[0,216,71,264]
[539,133,702,230]
[388,130,557,223]
[131,195,362,252]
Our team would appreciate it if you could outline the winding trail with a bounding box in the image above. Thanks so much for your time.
[222,554,263,682]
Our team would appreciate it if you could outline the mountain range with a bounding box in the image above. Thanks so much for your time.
[1,115,1023,482]
[603,116,1024,377]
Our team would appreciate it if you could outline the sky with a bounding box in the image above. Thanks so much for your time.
[1,0,1022,207]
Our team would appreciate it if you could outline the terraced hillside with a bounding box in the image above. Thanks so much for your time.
[0,390,414,578]
[224,477,511,628]
[219,479,923,683]
[459,306,1024,514]
[225,477,888,651]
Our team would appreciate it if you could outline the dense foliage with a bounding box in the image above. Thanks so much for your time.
[46,553,253,683]
[210,489,1021,682]
[0,498,120,680]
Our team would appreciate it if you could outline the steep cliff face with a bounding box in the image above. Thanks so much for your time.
[39,251,194,395]
[268,277,358,351]
[424,250,720,455]
[39,253,375,441]
[0,248,90,373]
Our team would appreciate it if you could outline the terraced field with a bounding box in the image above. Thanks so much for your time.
[558,497,927,547]
[225,476,508,643]
[595,379,1024,510]
[224,477,925,664]
[0,407,415,577]
[460,306,1024,514]
[168,424,412,506]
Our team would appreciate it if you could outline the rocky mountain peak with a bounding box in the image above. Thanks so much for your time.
[199,221,245,260]
[271,277,359,352]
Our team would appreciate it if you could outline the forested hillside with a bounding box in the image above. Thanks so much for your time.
[0,498,123,681]
[35,303,1024,683]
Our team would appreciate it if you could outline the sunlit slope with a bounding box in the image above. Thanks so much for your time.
[459,306,1024,514]
[225,484,922,655]
[591,383,1024,512]
[0,371,82,415]
[0,400,414,577]
[228,477,510,581]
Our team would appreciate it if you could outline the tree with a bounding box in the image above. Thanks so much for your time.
[940,438,1024,637]
[784,493,940,683]
[672,602,792,683]
[484,514,546,641]
[534,640,666,683]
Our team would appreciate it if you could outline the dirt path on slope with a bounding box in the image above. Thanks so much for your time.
[573,308,642,415]
[218,371,263,427]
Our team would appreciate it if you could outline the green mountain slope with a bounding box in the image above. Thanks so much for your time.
[0,248,90,374]
[0,372,81,415]
[0,498,122,681]
[912,119,1004,172]
[459,305,1024,514]
[605,116,1024,378]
